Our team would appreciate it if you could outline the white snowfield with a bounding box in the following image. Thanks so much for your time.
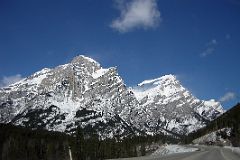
[151,144,199,156]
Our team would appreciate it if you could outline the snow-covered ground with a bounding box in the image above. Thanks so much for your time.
[151,144,198,156]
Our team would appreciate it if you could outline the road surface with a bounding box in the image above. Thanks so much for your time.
[109,146,240,160]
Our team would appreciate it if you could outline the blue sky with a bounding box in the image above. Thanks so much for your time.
[0,0,239,109]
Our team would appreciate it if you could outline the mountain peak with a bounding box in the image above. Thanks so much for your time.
[132,74,184,102]
[138,74,177,87]
[71,55,100,66]
[160,74,177,81]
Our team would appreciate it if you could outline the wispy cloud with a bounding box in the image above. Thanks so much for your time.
[0,74,23,88]
[219,92,236,102]
[200,39,218,57]
[110,0,161,33]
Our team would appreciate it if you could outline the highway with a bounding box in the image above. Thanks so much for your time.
[109,146,240,160]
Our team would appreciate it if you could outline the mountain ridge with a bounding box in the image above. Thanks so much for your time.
[0,55,224,138]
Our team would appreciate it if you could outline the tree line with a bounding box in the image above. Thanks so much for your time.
[0,123,179,160]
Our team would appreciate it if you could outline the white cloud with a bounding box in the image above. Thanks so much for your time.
[0,74,23,87]
[219,92,236,102]
[200,39,218,57]
[110,0,161,33]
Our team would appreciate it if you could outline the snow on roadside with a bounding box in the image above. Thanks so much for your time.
[151,144,198,156]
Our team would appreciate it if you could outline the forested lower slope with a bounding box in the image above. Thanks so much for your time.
[0,123,179,160]
[0,123,71,160]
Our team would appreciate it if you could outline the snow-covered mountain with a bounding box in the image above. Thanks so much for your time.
[131,75,224,134]
[0,55,142,138]
[0,55,224,137]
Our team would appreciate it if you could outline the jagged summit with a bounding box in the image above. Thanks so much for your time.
[69,55,102,76]
[71,55,100,66]
[132,74,184,101]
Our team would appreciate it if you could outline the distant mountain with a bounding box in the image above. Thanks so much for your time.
[0,55,225,138]
[131,75,224,134]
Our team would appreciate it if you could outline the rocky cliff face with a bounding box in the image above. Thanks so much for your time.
[0,55,224,137]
